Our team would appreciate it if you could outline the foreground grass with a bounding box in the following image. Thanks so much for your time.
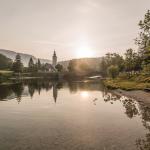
[104,78,150,90]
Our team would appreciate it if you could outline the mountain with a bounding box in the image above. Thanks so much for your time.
[0,49,51,67]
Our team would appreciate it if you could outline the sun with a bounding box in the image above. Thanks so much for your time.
[76,46,94,58]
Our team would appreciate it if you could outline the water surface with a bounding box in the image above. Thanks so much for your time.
[0,79,150,150]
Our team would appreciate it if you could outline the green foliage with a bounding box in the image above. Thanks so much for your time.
[0,54,12,69]
[0,71,13,84]
[135,10,150,71]
[143,64,150,74]
[100,53,124,77]
[136,10,150,48]
[55,64,63,72]
[124,49,142,73]
[12,54,23,73]
[107,65,119,79]
[28,57,38,72]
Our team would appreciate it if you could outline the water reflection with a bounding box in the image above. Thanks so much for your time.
[103,92,150,150]
[80,91,89,98]
[0,79,105,104]
[0,79,150,149]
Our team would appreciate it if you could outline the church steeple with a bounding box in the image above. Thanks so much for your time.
[53,50,56,57]
[52,50,57,67]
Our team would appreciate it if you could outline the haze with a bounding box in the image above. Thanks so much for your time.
[0,0,150,60]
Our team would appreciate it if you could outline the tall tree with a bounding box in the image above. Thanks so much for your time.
[12,54,23,73]
[28,57,34,72]
[124,49,136,73]
[136,10,150,49]
[37,59,41,70]
[135,10,150,71]
[100,57,108,77]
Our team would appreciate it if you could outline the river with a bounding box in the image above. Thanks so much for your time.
[0,79,149,150]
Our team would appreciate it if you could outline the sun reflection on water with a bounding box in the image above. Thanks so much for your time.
[80,91,89,98]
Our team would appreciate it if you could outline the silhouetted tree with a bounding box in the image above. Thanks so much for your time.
[28,57,34,72]
[37,59,41,70]
[12,54,23,73]
[55,64,63,72]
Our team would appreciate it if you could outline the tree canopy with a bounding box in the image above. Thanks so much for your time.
[12,54,23,73]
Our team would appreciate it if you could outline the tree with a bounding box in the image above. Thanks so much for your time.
[12,54,23,73]
[68,60,75,72]
[55,64,63,72]
[135,10,150,49]
[124,49,136,73]
[100,57,108,77]
[105,53,124,69]
[99,53,124,77]
[135,10,150,70]
[37,59,41,70]
[28,57,34,72]
[107,65,119,79]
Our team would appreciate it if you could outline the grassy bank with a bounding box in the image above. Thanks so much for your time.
[0,70,14,85]
[104,75,150,91]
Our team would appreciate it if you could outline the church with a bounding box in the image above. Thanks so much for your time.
[44,50,57,72]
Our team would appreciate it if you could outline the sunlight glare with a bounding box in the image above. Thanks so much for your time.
[80,91,89,98]
[76,45,94,58]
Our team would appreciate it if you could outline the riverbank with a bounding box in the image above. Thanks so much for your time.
[104,78,150,91]
[112,89,150,104]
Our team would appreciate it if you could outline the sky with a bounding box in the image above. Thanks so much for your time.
[0,0,150,60]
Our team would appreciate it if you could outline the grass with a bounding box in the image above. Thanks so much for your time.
[0,70,14,85]
[104,78,150,91]
[0,70,13,74]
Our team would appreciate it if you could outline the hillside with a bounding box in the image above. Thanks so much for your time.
[0,49,51,67]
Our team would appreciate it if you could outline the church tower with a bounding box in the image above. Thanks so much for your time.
[52,50,57,67]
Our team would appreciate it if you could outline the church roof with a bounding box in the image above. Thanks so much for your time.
[45,63,56,71]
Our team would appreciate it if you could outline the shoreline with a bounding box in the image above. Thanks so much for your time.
[103,78,150,91]
[112,89,150,104]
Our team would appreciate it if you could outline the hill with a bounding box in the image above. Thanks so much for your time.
[0,49,51,67]
[0,54,12,69]
[59,57,102,72]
